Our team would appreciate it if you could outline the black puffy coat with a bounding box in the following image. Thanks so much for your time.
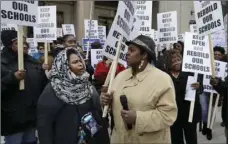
[1,47,47,136]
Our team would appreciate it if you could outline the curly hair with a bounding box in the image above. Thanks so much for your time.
[164,49,182,72]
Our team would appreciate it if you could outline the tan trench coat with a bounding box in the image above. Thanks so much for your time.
[110,64,177,144]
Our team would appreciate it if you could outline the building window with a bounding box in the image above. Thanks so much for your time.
[57,12,64,28]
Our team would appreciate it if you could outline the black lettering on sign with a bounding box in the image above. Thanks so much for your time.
[2,27,16,31]
[36,34,55,39]
[198,19,221,34]
[124,9,130,22]
[117,15,130,35]
[184,63,210,72]
[203,14,213,24]
[123,0,135,15]
[160,27,175,32]
[162,13,171,18]
[140,27,149,32]
[186,50,209,58]
[137,15,149,20]
[192,57,203,64]
[41,28,49,33]
[112,30,121,39]
[12,2,28,12]
[162,18,172,23]
[1,10,36,22]
[105,45,116,56]
[197,3,217,18]
[96,55,102,59]
[192,40,205,46]
[37,23,54,28]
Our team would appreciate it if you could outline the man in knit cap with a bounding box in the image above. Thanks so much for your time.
[1,30,47,144]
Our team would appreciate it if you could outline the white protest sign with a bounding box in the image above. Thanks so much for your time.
[91,49,103,69]
[1,1,38,26]
[56,28,63,37]
[211,30,227,48]
[1,24,18,31]
[157,11,178,45]
[84,20,99,39]
[98,26,106,44]
[135,1,153,37]
[185,75,198,101]
[178,34,185,42]
[62,24,76,36]
[182,32,212,75]
[194,1,224,36]
[190,24,198,33]
[103,1,138,65]
[34,6,57,42]
[129,14,141,40]
[26,38,38,48]
[203,60,227,93]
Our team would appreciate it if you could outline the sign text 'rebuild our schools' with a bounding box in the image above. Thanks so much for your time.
[157,11,178,45]
[135,1,152,37]
[194,1,224,36]
[182,32,212,75]
[34,6,57,42]
[1,1,38,26]
[103,1,140,65]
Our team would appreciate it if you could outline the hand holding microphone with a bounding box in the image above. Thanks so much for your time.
[120,95,136,130]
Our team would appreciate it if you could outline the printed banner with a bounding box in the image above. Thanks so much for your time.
[34,6,57,42]
[157,11,178,45]
[194,1,224,36]
[182,32,212,75]
[1,1,38,26]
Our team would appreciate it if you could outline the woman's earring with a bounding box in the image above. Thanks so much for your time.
[138,60,144,69]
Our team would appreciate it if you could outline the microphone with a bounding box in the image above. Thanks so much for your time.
[120,95,132,130]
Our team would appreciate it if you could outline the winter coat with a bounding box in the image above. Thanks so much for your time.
[110,64,177,144]
[1,47,47,136]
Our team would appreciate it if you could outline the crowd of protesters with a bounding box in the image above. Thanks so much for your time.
[1,29,227,144]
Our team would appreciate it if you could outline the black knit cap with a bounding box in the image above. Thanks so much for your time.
[126,35,156,60]
[1,30,18,47]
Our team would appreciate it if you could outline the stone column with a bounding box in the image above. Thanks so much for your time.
[74,1,94,42]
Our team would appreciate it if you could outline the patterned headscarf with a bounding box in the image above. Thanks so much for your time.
[49,47,92,105]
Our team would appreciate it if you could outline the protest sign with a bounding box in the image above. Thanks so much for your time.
[182,32,212,75]
[1,1,38,26]
[82,38,100,51]
[98,26,106,45]
[62,24,76,36]
[1,24,18,31]
[91,49,103,69]
[103,1,139,65]
[129,14,141,40]
[34,6,57,42]
[157,11,178,45]
[26,38,38,57]
[203,60,227,93]
[84,20,99,39]
[190,24,198,33]
[135,1,153,37]
[194,1,224,36]
[211,30,227,48]
[178,34,185,42]
[57,28,63,37]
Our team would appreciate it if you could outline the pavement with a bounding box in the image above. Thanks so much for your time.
[0,108,226,144]
[198,107,226,144]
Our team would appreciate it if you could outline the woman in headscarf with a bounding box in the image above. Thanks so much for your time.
[164,50,203,144]
[100,35,177,143]
[37,48,109,144]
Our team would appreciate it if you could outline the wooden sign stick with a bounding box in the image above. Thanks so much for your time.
[188,73,198,123]
[86,2,94,60]
[18,26,24,90]
[210,94,220,129]
[44,41,49,73]
[207,34,216,128]
[102,35,123,118]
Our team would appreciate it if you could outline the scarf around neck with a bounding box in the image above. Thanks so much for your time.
[49,47,92,105]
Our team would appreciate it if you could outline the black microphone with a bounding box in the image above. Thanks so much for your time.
[120,95,132,130]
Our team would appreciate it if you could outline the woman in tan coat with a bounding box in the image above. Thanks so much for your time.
[100,35,177,144]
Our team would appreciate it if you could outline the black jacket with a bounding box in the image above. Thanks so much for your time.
[212,76,227,128]
[37,83,109,144]
[168,72,203,123]
[1,47,47,136]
